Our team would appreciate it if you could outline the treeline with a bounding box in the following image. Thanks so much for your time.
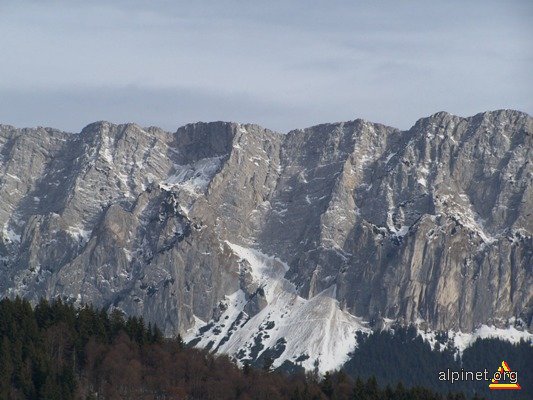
[0,297,163,399]
[0,297,485,400]
[344,326,532,400]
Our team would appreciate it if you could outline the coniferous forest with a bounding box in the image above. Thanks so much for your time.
[0,297,529,400]
[343,327,532,400]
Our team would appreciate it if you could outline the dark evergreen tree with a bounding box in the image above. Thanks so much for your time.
[0,298,507,400]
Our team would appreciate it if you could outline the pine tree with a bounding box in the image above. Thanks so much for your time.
[0,336,14,398]
[320,371,334,398]
[243,360,251,376]
[262,356,273,372]
[41,374,61,400]
[176,333,184,349]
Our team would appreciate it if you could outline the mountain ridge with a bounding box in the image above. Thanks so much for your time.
[0,109,531,371]
[2,108,527,134]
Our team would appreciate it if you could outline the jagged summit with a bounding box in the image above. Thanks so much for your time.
[8,108,530,138]
[0,110,531,371]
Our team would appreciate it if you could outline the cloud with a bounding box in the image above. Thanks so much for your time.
[0,85,316,133]
[0,1,531,131]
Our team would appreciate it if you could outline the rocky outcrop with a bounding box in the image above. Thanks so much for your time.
[0,110,531,342]
[267,111,532,331]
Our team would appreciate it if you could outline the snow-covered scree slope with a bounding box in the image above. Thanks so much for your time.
[186,243,370,373]
[187,243,533,372]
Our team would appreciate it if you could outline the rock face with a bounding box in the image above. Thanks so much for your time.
[0,110,531,367]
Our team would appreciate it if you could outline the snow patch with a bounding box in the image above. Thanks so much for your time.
[452,325,533,354]
[159,156,223,195]
[385,152,396,164]
[386,211,410,239]
[435,194,497,244]
[5,173,21,182]
[416,323,533,356]
[100,131,114,163]
[183,316,207,342]
[2,224,20,243]
[66,225,92,244]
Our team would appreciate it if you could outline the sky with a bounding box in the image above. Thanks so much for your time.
[0,0,531,133]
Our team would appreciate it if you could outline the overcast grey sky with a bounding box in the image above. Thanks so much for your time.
[0,1,531,133]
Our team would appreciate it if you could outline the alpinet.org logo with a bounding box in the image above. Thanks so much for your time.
[438,360,522,390]
[489,361,521,390]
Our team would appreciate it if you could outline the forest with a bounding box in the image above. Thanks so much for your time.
[0,297,524,399]
[343,325,532,399]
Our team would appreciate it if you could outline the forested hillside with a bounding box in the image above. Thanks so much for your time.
[0,298,488,400]
[344,327,532,399]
